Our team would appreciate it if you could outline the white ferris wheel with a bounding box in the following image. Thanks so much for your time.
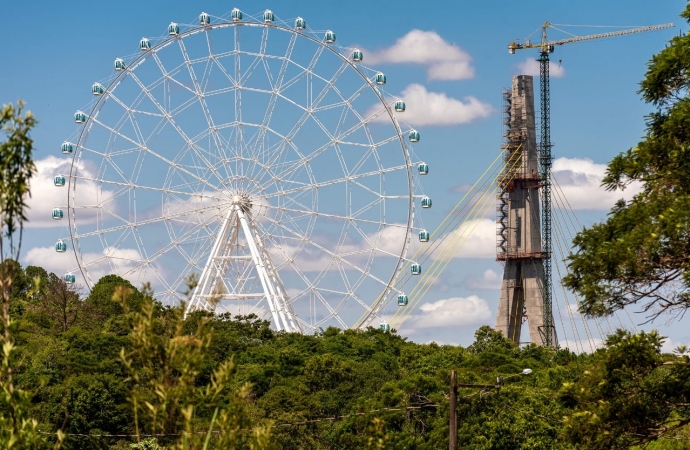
[52,9,432,332]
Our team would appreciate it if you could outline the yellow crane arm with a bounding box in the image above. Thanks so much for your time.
[509,22,674,53]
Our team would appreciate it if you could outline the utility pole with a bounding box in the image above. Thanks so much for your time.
[449,368,532,448]
[449,369,457,450]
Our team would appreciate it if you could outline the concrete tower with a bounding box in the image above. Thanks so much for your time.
[495,75,556,346]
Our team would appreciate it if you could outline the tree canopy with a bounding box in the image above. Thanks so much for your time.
[563,4,690,323]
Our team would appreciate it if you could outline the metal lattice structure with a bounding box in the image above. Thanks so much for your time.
[506,21,673,347]
[538,51,556,347]
[54,10,429,333]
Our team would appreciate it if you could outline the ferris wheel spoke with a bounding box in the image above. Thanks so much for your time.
[348,220,405,260]
[72,174,225,200]
[350,145,380,177]
[119,94,219,187]
[237,29,268,86]
[261,164,407,199]
[265,203,409,230]
[112,209,221,280]
[350,179,387,202]
[259,229,348,329]
[104,92,165,119]
[277,43,325,93]
[77,144,132,186]
[245,32,298,181]
[73,202,224,239]
[173,42,232,183]
[260,214,388,289]
[263,106,392,186]
[259,59,349,174]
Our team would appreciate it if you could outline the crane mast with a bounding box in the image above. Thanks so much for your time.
[507,21,673,348]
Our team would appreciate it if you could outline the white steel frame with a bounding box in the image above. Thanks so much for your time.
[62,10,426,332]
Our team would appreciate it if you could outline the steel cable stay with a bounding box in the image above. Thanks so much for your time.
[551,205,597,353]
[551,187,607,344]
[550,184,615,337]
[393,157,523,329]
[551,178,636,345]
[389,152,525,330]
[354,145,511,327]
[379,148,509,326]
[552,176,637,334]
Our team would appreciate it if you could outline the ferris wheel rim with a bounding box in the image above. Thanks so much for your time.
[65,13,416,330]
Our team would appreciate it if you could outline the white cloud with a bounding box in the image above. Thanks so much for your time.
[553,157,641,210]
[369,84,492,127]
[465,269,501,290]
[431,218,497,260]
[366,30,474,81]
[661,337,690,354]
[515,58,565,78]
[24,244,150,289]
[401,295,492,332]
[25,156,114,228]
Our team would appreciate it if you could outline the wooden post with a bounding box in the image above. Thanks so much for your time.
[450,369,457,450]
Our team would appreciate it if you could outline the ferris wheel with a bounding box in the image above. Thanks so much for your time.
[52,9,431,332]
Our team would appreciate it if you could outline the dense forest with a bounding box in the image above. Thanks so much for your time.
[2,2,690,449]
[0,260,685,449]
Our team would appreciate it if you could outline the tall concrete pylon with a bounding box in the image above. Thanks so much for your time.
[495,75,557,346]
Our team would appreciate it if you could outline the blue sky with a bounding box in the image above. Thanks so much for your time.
[0,0,686,349]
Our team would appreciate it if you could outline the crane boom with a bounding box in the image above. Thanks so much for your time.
[509,22,674,53]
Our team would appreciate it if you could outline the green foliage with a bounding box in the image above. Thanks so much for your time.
[115,284,274,449]
[130,439,163,450]
[560,330,690,449]
[0,100,37,261]
[564,4,690,322]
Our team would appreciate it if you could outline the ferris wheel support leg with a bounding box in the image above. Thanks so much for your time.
[187,208,236,316]
[248,219,302,333]
[235,206,289,332]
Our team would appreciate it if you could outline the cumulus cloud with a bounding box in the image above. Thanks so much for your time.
[465,269,501,290]
[430,218,497,260]
[369,84,492,127]
[515,58,565,78]
[24,244,148,288]
[25,156,114,228]
[268,224,409,273]
[661,337,690,354]
[553,157,641,210]
[366,30,474,81]
[401,295,492,332]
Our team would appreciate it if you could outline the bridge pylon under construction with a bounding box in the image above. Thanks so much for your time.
[495,75,556,346]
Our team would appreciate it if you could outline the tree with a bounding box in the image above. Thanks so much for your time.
[0,102,61,448]
[115,285,275,449]
[39,273,83,333]
[560,330,690,449]
[563,5,690,323]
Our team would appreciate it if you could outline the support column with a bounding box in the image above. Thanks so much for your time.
[495,75,556,347]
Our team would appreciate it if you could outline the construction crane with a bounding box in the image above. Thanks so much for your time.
[507,21,674,347]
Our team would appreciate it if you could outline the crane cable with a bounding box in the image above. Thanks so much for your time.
[390,151,524,329]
